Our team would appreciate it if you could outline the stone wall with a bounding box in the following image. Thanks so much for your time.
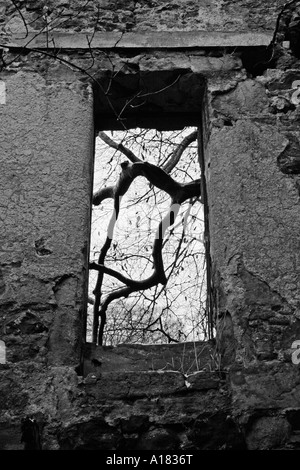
[0,0,288,35]
[0,342,246,451]
[1,0,300,451]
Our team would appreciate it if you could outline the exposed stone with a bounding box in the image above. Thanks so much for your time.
[185,371,221,390]
[246,416,291,450]
[187,412,246,450]
[211,79,270,120]
[278,133,300,174]
[230,363,300,410]
[84,341,216,375]
[83,370,186,399]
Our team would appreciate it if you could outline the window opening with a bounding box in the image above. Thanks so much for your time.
[87,127,208,346]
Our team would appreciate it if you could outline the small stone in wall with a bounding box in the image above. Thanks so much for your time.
[278,133,300,174]
[269,96,294,113]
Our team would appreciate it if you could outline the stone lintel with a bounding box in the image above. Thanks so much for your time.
[5,31,272,50]
[83,370,221,399]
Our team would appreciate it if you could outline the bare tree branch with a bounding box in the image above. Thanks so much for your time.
[98,131,142,163]
[162,130,198,173]
[90,261,153,288]
[93,159,201,208]
[97,130,198,175]
[93,185,114,205]
[91,154,201,344]
[94,201,178,344]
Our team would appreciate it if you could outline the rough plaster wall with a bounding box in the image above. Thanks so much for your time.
[0,72,94,366]
[208,74,300,363]
[207,63,300,447]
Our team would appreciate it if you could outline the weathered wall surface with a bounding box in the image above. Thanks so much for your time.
[209,93,300,365]
[0,342,247,451]
[0,71,94,366]
[207,43,300,447]
[1,0,300,452]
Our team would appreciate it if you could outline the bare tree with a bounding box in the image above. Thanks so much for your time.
[89,128,207,345]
